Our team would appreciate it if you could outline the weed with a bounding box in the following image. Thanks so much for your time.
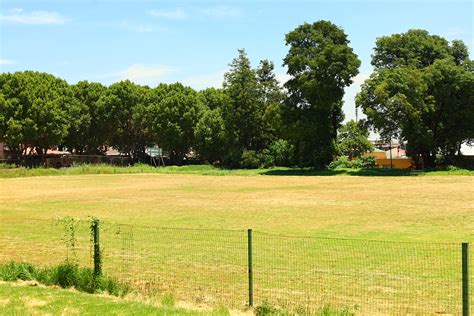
[160,294,176,307]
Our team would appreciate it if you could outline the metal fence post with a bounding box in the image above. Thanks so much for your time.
[248,228,254,307]
[462,242,469,316]
[93,219,101,276]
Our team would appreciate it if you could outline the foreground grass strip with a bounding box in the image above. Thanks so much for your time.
[0,163,472,178]
[0,282,223,315]
[0,261,129,296]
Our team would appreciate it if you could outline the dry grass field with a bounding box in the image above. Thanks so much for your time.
[1,173,473,240]
[1,172,473,314]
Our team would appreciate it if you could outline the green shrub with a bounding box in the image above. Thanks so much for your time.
[268,139,293,167]
[328,156,376,170]
[255,302,354,316]
[0,261,127,296]
[0,262,37,281]
[51,262,79,288]
[240,150,261,169]
[447,165,461,171]
[255,301,283,316]
[328,156,351,169]
[0,163,17,169]
[357,155,376,169]
[259,149,275,168]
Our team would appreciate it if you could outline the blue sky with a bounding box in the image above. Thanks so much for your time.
[1,0,473,121]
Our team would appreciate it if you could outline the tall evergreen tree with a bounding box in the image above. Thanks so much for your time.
[222,49,266,164]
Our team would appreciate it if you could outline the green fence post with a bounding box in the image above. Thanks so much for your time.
[93,219,101,276]
[248,228,254,307]
[462,242,469,316]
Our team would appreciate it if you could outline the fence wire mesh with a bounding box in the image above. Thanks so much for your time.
[253,232,461,314]
[100,222,248,307]
[0,217,471,314]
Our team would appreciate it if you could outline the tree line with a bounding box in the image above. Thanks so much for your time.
[0,21,473,168]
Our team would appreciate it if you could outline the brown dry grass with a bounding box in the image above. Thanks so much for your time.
[1,173,473,241]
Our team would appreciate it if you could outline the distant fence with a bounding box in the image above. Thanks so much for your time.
[0,217,471,315]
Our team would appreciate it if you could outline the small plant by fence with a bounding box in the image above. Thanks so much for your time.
[0,217,472,315]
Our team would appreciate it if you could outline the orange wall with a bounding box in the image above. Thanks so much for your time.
[375,158,414,169]
[366,152,386,159]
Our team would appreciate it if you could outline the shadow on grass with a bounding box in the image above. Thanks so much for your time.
[260,168,416,177]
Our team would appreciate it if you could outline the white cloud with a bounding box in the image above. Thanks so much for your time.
[100,64,177,86]
[147,6,242,21]
[147,8,187,20]
[196,6,243,18]
[0,59,16,65]
[182,70,225,90]
[0,8,68,25]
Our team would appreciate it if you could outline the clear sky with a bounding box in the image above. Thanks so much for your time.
[1,0,473,121]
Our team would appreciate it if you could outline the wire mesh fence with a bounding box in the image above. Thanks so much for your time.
[0,217,471,314]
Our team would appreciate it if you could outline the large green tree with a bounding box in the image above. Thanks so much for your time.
[64,81,107,154]
[98,80,152,161]
[149,83,204,165]
[372,29,453,69]
[423,58,474,164]
[199,88,229,110]
[194,107,226,163]
[257,59,286,142]
[283,20,361,167]
[193,88,230,163]
[357,29,473,167]
[0,71,72,163]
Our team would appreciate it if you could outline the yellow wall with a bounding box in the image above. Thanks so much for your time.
[375,158,414,169]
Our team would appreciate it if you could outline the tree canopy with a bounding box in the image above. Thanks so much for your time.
[0,71,72,162]
[283,20,361,167]
[357,29,474,167]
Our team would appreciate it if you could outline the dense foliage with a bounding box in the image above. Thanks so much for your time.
[0,24,471,169]
[283,21,361,168]
[357,29,474,168]
[337,120,373,159]
[0,261,127,296]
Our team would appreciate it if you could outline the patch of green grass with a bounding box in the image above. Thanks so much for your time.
[0,261,128,296]
[0,163,472,179]
[0,282,224,315]
[160,293,176,307]
[254,301,354,316]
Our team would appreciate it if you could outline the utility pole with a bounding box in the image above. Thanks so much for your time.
[389,139,393,169]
